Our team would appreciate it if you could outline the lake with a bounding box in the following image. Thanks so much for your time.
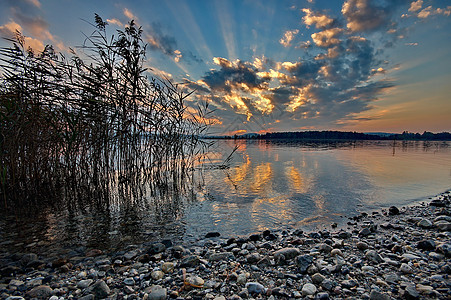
[0,139,450,253]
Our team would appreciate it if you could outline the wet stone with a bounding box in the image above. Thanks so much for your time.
[246,282,266,294]
[26,285,53,299]
[369,290,390,300]
[301,283,317,296]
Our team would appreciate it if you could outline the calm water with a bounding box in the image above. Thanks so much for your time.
[0,140,450,253]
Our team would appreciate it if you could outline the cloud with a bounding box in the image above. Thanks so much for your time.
[279,29,299,47]
[0,20,45,52]
[123,8,138,21]
[408,0,423,12]
[417,6,432,18]
[341,0,398,32]
[311,28,343,47]
[302,8,335,29]
[404,42,418,46]
[106,18,123,27]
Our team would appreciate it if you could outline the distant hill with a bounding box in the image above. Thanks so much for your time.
[205,130,451,141]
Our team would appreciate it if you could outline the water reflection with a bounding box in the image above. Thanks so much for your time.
[1,140,450,254]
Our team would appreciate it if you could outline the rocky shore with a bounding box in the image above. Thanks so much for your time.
[1,192,450,300]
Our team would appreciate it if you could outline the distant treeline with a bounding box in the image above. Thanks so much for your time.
[212,130,451,141]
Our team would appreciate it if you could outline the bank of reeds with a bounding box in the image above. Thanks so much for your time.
[0,16,211,209]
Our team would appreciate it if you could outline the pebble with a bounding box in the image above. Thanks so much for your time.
[301,283,317,296]
[1,193,450,300]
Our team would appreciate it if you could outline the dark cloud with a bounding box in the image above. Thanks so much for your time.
[342,0,407,33]
[202,58,269,93]
[146,22,202,63]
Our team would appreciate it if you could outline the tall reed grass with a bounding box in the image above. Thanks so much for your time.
[0,15,211,209]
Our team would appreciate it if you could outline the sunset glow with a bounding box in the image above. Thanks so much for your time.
[1,0,450,134]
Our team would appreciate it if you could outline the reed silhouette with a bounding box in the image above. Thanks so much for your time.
[0,15,212,210]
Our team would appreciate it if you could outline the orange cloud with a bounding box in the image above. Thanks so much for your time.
[279,29,299,47]
[311,28,342,47]
[302,8,334,29]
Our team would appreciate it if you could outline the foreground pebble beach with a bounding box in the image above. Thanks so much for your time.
[1,192,450,300]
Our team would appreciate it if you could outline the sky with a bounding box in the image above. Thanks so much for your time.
[0,0,450,135]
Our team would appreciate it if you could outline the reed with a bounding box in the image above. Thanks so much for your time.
[0,15,211,209]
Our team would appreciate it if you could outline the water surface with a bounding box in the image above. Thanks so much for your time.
[0,140,449,254]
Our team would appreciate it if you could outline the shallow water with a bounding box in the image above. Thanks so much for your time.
[0,139,450,253]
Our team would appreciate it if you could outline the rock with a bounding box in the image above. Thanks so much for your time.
[417,240,435,251]
[416,284,433,294]
[330,249,343,256]
[436,243,451,257]
[77,279,93,289]
[87,280,110,299]
[338,231,352,239]
[359,227,371,237]
[124,277,135,285]
[402,253,420,260]
[273,247,300,260]
[20,253,38,266]
[209,252,234,262]
[316,292,330,299]
[357,241,369,250]
[246,252,261,264]
[186,275,204,287]
[6,297,25,300]
[400,263,414,274]
[389,206,400,215]
[161,262,175,273]
[205,232,221,238]
[318,243,333,253]
[417,219,433,228]
[214,296,226,300]
[246,282,266,294]
[85,249,102,257]
[365,250,383,263]
[341,279,358,288]
[384,273,399,284]
[123,249,139,260]
[147,243,166,254]
[78,295,95,300]
[434,220,451,231]
[237,273,248,285]
[403,285,420,299]
[180,255,200,267]
[26,285,53,299]
[148,285,167,300]
[124,285,135,294]
[301,283,317,296]
[369,290,390,300]
[151,270,164,280]
[430,199,446,207]
[248,233,261,241]
[312,273,326,284]
[295,254,313,273]
[321,279,334,291]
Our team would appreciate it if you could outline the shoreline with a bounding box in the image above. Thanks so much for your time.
[0,192,450,299]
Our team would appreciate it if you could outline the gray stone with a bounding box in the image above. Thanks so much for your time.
[124,285,135,294]
[301,283,317,296]
[365,250,383,263]
[384,273,399,284]
[295,254,313,273]
[209,252,234,262]
[312,273,326,284]
[273,247,301,260]
[321,279,334,291]
[124,249,139,260]
[245,252,261,264]
[148,285,167,300]
[78,295,95,300]
[400,263,414,274]
[435,220,451,231]
[124,277,135,286]
[403,285,420,299]
[87,280,110,299]
[5,297,25,300]
[369,290,390,300]
[341,279,358,288]
[77,279,93,289]
[316,292,330,299]
[417,219,433,228]
[26,285,53,299]
[359,227,371,237]
[357,241,369,250]
[180,255,200,267]
[246,282,266,294]
[151,270,164,280]
[318,243,332,253]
